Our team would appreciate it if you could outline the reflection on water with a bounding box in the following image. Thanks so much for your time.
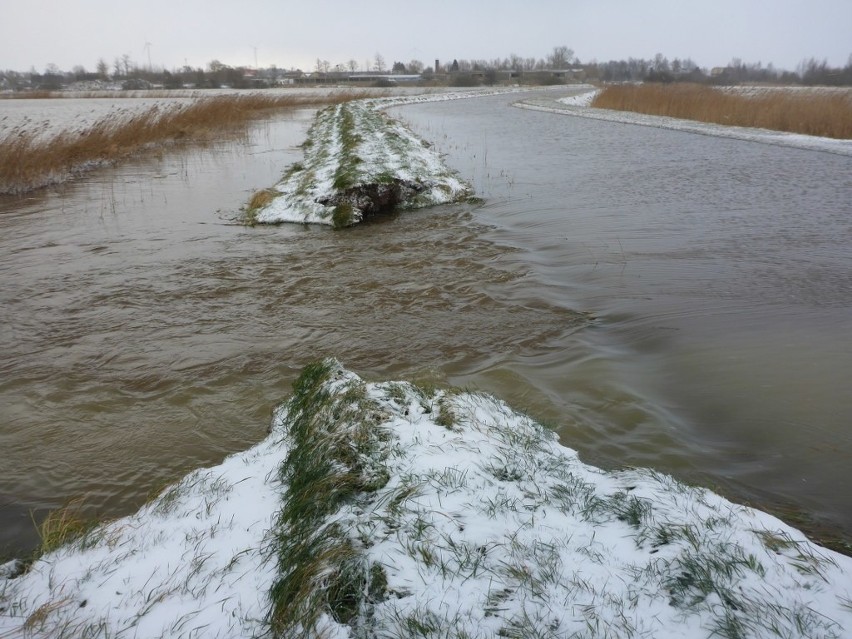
[2,92,851,557]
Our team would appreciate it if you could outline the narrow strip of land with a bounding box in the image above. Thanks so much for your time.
[516,87,852,157]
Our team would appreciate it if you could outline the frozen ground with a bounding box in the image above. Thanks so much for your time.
[525,90,852,156]
[2,361,851,638]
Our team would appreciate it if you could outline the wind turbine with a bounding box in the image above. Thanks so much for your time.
[143,40,153,71]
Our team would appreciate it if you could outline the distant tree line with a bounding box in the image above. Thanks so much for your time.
[586,54,852,86]
[2,47,852,92]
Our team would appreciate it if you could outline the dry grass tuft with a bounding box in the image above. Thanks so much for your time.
[248,187,278,211]
[34,498,95,555]
[0,91,369,195]
[592,84,852,139]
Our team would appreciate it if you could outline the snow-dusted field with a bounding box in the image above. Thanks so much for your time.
[0,87,525,141]
[2,362,851,638]
[0,97,196,140]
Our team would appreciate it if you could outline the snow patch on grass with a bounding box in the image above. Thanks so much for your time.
[0,431,285,638]
[3,360,852,638]
[557,88,600,107]
[249,99,473,228]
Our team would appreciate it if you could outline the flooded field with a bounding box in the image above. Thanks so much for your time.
[2,90,851,556]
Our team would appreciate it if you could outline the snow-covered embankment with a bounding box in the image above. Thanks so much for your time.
[517,89,852,157]
[3,360,852,638]
[247,100,472,228]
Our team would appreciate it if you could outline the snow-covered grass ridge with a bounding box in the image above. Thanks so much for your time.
[248,99,472,228]
[3,360,852,638]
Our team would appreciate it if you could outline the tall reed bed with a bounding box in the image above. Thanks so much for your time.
[0,92,367,194]
[592,83,852,139]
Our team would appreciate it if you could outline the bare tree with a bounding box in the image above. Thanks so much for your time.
[347,59,358,73]
[96,58,109,79]
[373,53,386,73]
[408,59,423,73]
[547,45,574,69]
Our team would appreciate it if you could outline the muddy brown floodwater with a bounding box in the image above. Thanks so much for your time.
[1,91,851,557]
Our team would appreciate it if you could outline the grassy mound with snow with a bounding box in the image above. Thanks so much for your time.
[247,100,471,228]
[3,361,852,638]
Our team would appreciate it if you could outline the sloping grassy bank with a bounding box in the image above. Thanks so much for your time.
[592,83,852,139]
[0,92,367,195]
[3,360,852,638]
[246,100,472,228]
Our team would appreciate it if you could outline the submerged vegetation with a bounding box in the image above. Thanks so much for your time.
[0,92,369,195]
[592,83,852,139]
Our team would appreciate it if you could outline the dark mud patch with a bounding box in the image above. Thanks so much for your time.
[318,178,426,227]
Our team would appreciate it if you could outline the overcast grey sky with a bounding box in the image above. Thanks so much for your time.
[2,0,850,74]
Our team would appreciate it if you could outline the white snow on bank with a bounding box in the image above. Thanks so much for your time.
[521,93,852,157]
[0,434,285,638]
[557,88,600,107]
[3,362,851,638]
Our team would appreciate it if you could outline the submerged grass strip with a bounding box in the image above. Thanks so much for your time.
[0,92,368,195]
[592,83,852,139]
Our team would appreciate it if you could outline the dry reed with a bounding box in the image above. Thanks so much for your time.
[0,92,368,194]
[33,498,94,555]
[247,187,277,210]
[592,84,852,139]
